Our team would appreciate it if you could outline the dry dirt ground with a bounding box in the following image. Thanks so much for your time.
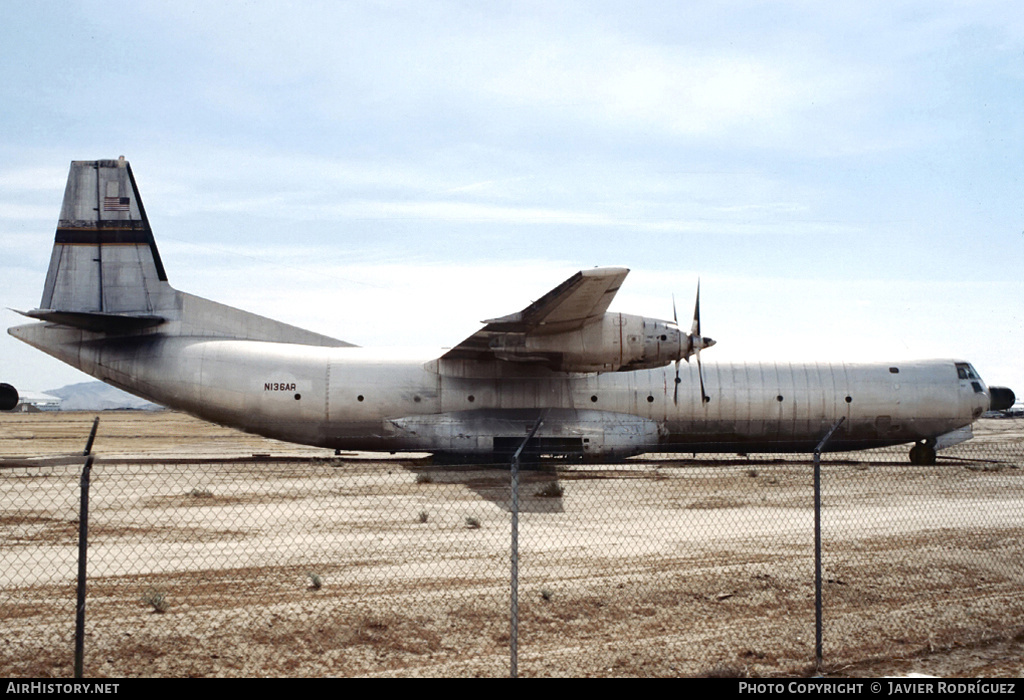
[1,411,1024,678]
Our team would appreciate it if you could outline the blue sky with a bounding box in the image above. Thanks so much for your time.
[2,1,1022,396]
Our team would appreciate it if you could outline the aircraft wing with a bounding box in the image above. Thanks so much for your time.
[441,267,629,363]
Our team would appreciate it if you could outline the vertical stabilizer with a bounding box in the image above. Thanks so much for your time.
[39,158,168,316]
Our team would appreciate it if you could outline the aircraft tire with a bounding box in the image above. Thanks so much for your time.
[909,443,937,466]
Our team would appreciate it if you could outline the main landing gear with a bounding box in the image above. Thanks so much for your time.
[908,441,937,466]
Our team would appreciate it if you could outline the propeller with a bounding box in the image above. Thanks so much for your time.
[673,281,715,405]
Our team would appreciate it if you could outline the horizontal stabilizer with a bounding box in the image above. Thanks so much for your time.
[19,309,165,333]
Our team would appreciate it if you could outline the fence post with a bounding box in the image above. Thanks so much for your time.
[74,417,100,679]
[510,412,546,679]
[813,416,844,672]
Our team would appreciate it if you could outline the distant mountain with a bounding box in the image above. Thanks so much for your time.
[45,381,162,411]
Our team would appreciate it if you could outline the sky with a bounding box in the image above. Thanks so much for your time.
[1,1,1022,398]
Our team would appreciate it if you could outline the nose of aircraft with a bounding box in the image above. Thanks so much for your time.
[989,386,1016,412]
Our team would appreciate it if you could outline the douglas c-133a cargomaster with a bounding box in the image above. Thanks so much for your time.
[7,159,1016,464]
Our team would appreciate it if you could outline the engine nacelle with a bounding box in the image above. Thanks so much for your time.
[989,386,1016,412]
[0,383,19,411]
[489,313,688,372]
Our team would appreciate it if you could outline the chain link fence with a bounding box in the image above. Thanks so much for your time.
[2,413,1023,677]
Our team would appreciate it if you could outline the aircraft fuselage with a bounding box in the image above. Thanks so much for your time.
[10,321,988,460]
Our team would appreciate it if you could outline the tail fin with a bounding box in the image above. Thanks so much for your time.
[28,158,170,331]
[18,157,353,346]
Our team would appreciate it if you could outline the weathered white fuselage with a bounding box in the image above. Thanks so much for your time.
[10,319,989,460]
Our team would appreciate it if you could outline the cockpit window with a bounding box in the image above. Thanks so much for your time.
[955,362,979,380]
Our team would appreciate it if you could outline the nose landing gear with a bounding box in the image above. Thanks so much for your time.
[909,441,937,465]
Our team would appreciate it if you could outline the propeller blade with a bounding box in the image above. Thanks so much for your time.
[674,359,680,405]
[691,280,701,337]
[694,280,710,402]
[697,348,709,404]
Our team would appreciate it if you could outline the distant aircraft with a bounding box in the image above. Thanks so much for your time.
[7,159,1015,464]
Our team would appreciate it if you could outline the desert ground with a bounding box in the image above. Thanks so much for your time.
[2,411,1023,678]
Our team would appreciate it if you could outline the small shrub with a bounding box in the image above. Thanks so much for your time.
[417,511,429,524]
[141,587,168,613]
[188,487,213,498]
[540,588,554,601]
[702,663,749,678]
[415,473,433,484]
[465,516,481,529]
[307,573,323,590]
[535,482,564,498]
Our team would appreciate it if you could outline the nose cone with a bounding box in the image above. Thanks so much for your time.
[702,336,716,350]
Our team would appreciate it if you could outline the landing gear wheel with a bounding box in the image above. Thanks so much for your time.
[909,443,937,465]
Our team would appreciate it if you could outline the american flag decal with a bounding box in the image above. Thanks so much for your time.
[103,196,130,211]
